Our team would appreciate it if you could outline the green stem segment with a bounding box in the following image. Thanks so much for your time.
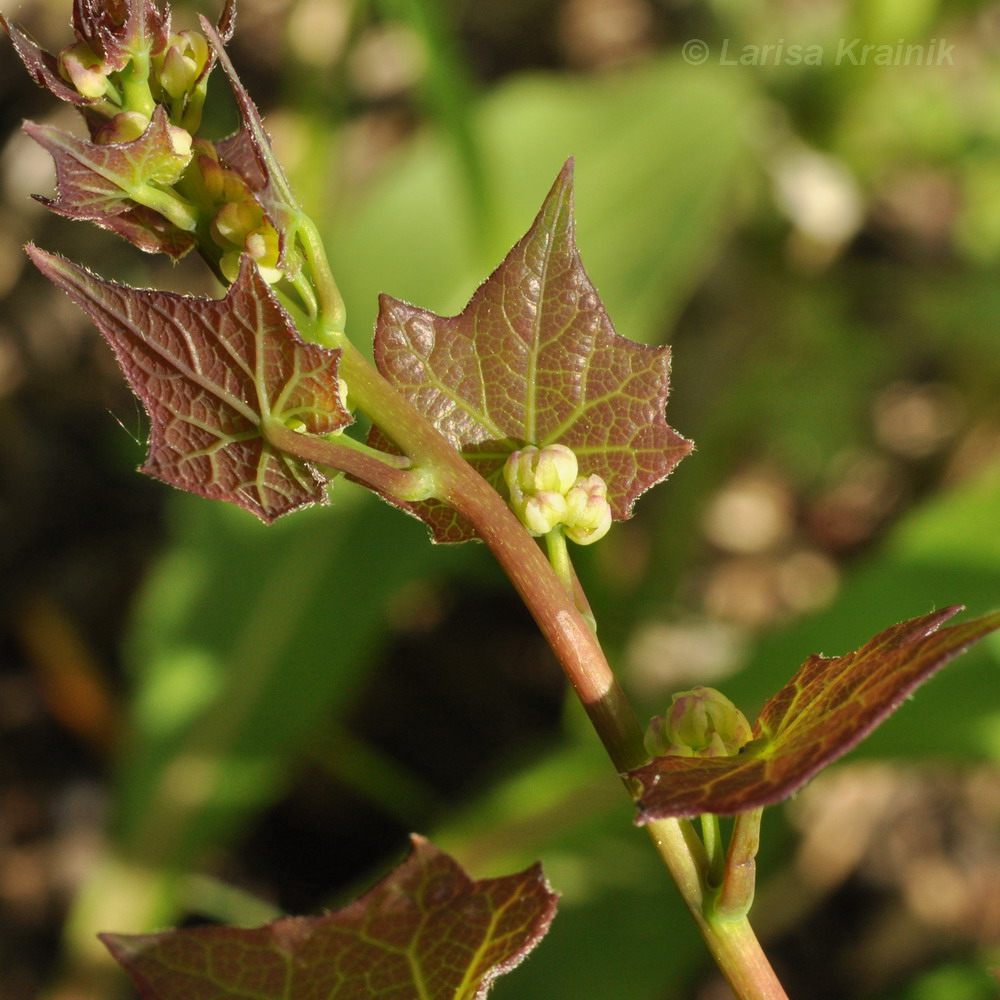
[717,807,763,921]
[276,244,787,1000]
[545,527,597,633]
[645,816,785,1000]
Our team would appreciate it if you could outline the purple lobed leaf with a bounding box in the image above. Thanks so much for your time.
[630,606,1000,820]
[369,160,692,542]
[102,836,559,1000]
[29,247,351,522]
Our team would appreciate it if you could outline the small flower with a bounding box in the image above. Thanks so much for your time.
[506,444,579,496]
[94,111,150,145]
[503,444,613,543]
[522,490,569,535]
[562,474,612,545]
[645,686,753,759]
[156,31,210,101]
[58,41,112,100]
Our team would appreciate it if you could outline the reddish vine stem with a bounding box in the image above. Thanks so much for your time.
[271,337,789,1000]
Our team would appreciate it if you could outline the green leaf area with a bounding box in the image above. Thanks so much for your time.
[28,247,350,522]
[102,836,557,1000]
[630,606,1000,820]
[369,161,691,542]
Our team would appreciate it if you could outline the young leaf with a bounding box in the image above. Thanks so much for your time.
[24,107,197,258]
[630,606,1000,821]
[28,247,351,522]
[102,835,558,1000]
[368,159,692,542]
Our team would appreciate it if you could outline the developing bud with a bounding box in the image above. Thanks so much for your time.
[94,111,151,145]
[562,474,612,545]
[157,31,210,100]
[506,444,579,496]
[504,444,577,536]
[521,490,569,536]
[58,41,112,99]
[503,444,614,543]
[645,686,753,759]
[212,200,261,248]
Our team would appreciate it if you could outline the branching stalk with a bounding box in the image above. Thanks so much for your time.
[275,324,788,1000]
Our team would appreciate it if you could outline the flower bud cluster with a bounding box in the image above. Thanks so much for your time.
[12,1,293,287]
[57,27,211,135]
[503,444,613,545]
[39,3,287,287]
[184,141,283,283]
[644,686,753,759]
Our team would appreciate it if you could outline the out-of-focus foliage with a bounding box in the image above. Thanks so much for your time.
[1,0,999,998]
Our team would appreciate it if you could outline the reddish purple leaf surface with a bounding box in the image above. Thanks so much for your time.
[630,607,1000,820]
[103,835,558,1000]
[368,160,692,542]
[23,107,197,258]
[29,247,351,522]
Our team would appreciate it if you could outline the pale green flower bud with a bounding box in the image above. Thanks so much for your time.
[167,124,193,159]
[244,226,282,284]
[503,444,615,543]
[562,474,612,545]
[212,201,260,248]
[94,111,150,145]
[505,444,579,496]
[522,490,569,536]
[157,31,210,100]
[645,686,753,759]
[59,41,111,99]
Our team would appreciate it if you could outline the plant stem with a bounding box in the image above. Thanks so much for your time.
[701,812,725,888]
[716,807,763,921]
[280,302,788,1000]
[263,421,435,502]
[646,817,785,1000]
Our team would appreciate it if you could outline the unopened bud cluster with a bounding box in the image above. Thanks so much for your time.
[27,2,287,286]
[185,141,283,283]
[58,26,210,133]
[644,686,753,759]
[503,444,613,545]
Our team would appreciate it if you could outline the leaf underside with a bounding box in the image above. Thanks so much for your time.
[369,159,692,542]
[29,247,351,522]
[630,607,1000,820]
[102,835,559,1000]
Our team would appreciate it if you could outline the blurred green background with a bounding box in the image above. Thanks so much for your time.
[1,0,999,998]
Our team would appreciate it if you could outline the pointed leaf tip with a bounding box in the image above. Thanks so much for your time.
[102,836,558,1000]
[368,163,692,541]
[29,246,350,522]
[630,606,1000,820]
